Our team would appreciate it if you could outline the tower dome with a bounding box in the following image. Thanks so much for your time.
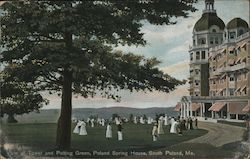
[226,18,249,29]
[194,0,225,32]
[194,12,225,32]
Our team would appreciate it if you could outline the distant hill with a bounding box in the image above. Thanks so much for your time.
[3,107,178,123]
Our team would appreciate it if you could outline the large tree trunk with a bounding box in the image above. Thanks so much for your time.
[56,69,72,150]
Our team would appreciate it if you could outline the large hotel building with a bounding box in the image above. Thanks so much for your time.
[175,0,250,121]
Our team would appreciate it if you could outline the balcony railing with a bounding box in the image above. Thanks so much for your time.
[190,95,249,102]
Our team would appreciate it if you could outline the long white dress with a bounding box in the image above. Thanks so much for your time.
[106,125,112,138]
[157,120,164,134]
[73,121,81,134]
[79,121,87,135]
[140,117,145,124]
[170,121,178,134]
[152,125,158,141]
[170,118,175,125]
[133,117,137,124]
[91,119,95,128]
[101,119,105,126]
[164,115,169,125]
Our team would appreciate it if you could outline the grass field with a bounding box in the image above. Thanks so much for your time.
[2,122,207,153]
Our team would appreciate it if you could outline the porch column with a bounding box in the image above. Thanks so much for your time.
[180,103,183,118]
[202,103,205,117]
[200,104,203,117]
[236,114,238,120]
[212,111,214,119]
[190,102,193,117]
[183,103,186,118]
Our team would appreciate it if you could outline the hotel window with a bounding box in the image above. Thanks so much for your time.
[229,50,234,54]
[210,37,214,44]
[215,37,219,44]
[229,32,236,39]
[201,51,206,59]
[195,69,199,75]
[229,76,235,81]
[229,89,234,96]
[196,51,200,60]
[190,53,193,61]
[213,66,216,71]
[195,80,199,86]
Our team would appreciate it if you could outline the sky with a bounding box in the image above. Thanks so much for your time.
[1,1,249,109]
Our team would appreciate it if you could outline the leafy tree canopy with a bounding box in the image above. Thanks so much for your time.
[0,65,48,119]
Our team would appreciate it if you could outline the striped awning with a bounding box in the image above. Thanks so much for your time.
[235,87,241,92]
[242,104,250,112]
[209,102,226,112]
[220,73,227,79]
[241,42,247,48]
[174,103,181,111]
[192,103,201,111]
[240,85,247,92]
[236,57,241,63]
[220,48,226,53]
[228,46,235,51]
[228,102,247,114]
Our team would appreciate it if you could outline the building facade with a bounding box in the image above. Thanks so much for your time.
[175,0,250,121]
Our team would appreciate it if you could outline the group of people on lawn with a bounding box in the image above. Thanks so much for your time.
[72,115,198,142]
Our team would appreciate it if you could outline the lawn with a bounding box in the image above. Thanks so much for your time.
[2,122,207,158]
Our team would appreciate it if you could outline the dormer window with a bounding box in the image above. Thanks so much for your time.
[212,29,216,33]
[229,32,236,39]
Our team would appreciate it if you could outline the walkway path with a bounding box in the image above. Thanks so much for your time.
[184,121,246,147]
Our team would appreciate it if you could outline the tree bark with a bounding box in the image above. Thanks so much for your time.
[56,69,72,150]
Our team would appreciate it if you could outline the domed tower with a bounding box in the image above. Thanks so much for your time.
[224,18,249,42]
[189,0,225,97]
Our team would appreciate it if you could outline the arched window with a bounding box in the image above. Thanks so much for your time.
[212,29,216,33]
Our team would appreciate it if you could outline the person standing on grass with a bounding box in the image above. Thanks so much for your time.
[106,123,112,139]
[79,120,87,136]
[170,118,178,134]
[91,118,95,128]
[117,122,123,141]
[157,118,164,134]
[73,120,81,134]
[189,117,193,130]
[177,120,182,136]
[195,118,198,129]
[152,123,158,141]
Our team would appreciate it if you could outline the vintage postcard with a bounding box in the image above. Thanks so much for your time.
[0,0,249,158]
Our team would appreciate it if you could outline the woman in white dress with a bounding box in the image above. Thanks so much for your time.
[73,120,81,134]
[157,119,164,134]
[79,121,87,135]
[106,123,112,139]
[164,115,169,125]
[170,119,178,134]
[152,123,158,141]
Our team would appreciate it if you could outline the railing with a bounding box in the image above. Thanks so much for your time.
[224,63,246,72]
[223,32,249,44]
[189,44,209,50]
[235,32,250,42]
[191,95,249,101]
